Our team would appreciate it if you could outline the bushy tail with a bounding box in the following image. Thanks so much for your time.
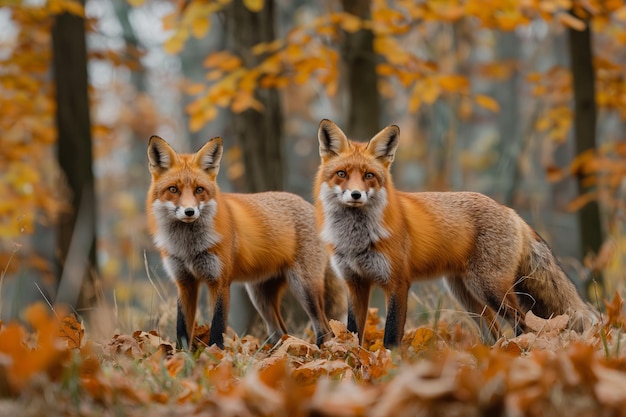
[515,226,598,331]
[323,266,347,322]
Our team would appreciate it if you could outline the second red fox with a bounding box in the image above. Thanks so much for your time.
[314,119,597,348]
[146,135,344,349]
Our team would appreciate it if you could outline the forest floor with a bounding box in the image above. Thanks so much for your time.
[1,295,625,417]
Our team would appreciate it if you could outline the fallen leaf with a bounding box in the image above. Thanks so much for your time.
[604,291,624,329]
[58,314,84,349]
[525,310,569,333]
[104,334,143,358]
[292,359,351,385]
[409,326,435,352]
[272,336,320,358]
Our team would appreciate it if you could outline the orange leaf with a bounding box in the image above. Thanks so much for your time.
[184,82,205,96]
[24,302,52,330]
[409,83,422,112]
[258,356,287,389]
[219,55,243,72]
[614,6,626,22]
[165,352,187,378]
[546,165,566,182]
[376,63,395,76]
[292,359,351,385]
[474,94,500,112]
[566,191,598,212]
[438,74,469,93]
[58,314,84,349]
[604,291,625,328]
[558,12,586,31]
[0,303,70,392]
[189,106,217,132]
[422,79,440,104]
[339,12,362,33]
[410,327,435,352]
[162,12,178,31]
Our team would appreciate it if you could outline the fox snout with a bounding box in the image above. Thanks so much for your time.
[177,206,200,222]
[343,188,368,206]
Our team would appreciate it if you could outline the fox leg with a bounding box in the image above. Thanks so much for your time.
[245,277,288,345]
[383,282,409,348]
[345,277,372,344]
[484,280,527,336]
[463,273,527,336]
[286,269,331,346]
[175,276,199,350]
[207,283,230,349]
[444,276,503,341]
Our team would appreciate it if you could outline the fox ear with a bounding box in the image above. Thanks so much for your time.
[193,137,223,178]
[318,119,350,161]
[148,135,178,175]
[366,125,400,166]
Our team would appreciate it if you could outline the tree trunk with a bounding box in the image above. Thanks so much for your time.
[225,0,283,192]
[52,2,97,310]
[493,31,522,206]
[341,0,380,139]
[568,19,603,289]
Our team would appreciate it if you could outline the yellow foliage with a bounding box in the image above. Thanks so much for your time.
[231,91,264,113]
[337,12,362,33]
[408,85,422,113]
[191,16,210,39]
[163,29,187,54]
[161,11,178,31]
[557,12,587,30]
[48,0,85,16]
[409,326,435,352]
[243,0,264,13]
[474,94,500,112]
[438,74,469,93]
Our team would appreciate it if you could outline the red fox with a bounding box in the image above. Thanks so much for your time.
[314,119,596,348]
[147,135,340,349]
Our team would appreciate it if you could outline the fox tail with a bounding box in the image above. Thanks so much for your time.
[515,225,598,330]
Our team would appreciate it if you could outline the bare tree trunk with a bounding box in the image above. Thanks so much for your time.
[341,0,380,139]
[568,19,603,290]
[493,31,522,206]
[52,2,97,311]
[225,0,283,192]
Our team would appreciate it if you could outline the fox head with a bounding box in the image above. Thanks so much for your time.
[316,119,400,209]
[147,136,222,224]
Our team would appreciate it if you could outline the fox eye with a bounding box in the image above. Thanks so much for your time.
[336,170,347,178]
[168,186,178,193]
[195,186,204,194]
[364,172,375,180]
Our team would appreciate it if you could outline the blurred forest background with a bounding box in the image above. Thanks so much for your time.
[1,0,625,340]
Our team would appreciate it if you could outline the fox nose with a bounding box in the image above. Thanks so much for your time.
[184,208,196,217]
[351,190,362,200]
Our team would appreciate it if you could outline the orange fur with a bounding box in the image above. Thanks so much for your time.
[314,120,595,348]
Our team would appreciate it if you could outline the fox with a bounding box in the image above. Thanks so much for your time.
[314,119,596,348]
[147,135,342,349]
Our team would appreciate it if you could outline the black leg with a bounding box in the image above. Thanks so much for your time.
[176,298,189,349]
[208,294,227,349]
